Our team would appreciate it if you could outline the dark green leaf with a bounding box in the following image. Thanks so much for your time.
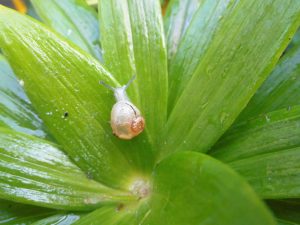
[211,106,300,162]
[268,200,300,224]
[238,39,300,120]
[31,0,102,60]
[0,54,46,138]
[0,128,133,210]
[163,0,201,60]
[230,148,300,198]
[0,199,54,224]
[98,0,168,147]
[160,0,300,160]
[0,6,136,188]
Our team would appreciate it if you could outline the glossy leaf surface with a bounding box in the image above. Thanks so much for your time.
[160,0,300,160]
[0,7,135,188]
[0,54,45,137]
[0,128,132,210]
[230,148,300,198]
[163,0,201,60]
[31,0,102,60]
[239,40,300,120]
[99,0,168,147]
[32,212,83,225]
[211,106,300,162]
[142,152,275,225]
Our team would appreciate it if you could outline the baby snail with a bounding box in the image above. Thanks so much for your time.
[100,75,145,140]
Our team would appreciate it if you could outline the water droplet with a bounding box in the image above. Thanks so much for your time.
[46,112,53,116]
[74,156,80,162]
[67,29,72,36]
[265,115,271,122]
[220,112,229,127]
[19,79,24,86]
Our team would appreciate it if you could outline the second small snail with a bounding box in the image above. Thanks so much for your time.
[100,75,145,140]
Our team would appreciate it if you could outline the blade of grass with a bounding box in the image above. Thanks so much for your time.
[0,54,46,138]
[31,0,102,60]
[238,39,300,120]
[0,6,136,188]
[160,0,300,160]
[230,147,300,199]
[211,105,300,162]
[0,128,133,210]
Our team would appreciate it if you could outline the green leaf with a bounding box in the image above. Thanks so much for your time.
[160,0,300,160]
[74,152,276,225]
[98,0,168,146]
[229,147,300,198]
[31,0,102,60]
[238,39,300,120]
[166,0,232,113]
[211,105,300,162]
[163,0,201,60]
[268,200,300,224]
[0,199,54,224]
[0,128,133,210]
[0,54,46,138]
[72,205,136,225]
[143,152,276,225]
[0,6,137,188]
[277,219,299,225]
[32,212,83,225]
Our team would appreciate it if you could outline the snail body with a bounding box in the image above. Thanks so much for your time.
[100,76,145,140]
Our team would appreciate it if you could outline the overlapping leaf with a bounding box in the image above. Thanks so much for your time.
[160,0,300,161]
[99,0,168,147]
[0,128,132,210]
[238,40,300,120]
[0,54,46,137]
[0,6,136,188]
[31,0,102,60]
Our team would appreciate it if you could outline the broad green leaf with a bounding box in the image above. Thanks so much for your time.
[211,106,300,162]
[230,147,300,198]
[0,54,46,138]
[238,40,300,120]
[268,200,300,224]
[31,0,102,60]
[32,212,83,225]
[0,6,137,188]
[164,0,201,61]
[98,0,168,147]
[98,0,155,173]
[0,128,133,210]
[74,152,276,225]
[143,152,275,225]
[160,1,300,160]
[73,205,136,225]
[167,0,232,113]
[0,199,54,224]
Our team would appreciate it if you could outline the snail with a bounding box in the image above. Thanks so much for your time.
[100,75,145,140]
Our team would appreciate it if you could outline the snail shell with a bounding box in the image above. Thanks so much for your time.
[111,100,145,139]
[110,86,145,140]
